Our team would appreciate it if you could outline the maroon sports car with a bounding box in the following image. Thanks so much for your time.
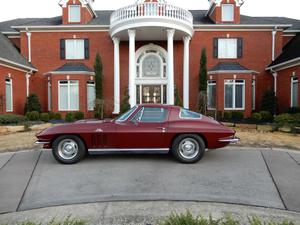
[35,104,239,164]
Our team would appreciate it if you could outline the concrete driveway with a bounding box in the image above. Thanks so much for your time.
[0,148,299,215]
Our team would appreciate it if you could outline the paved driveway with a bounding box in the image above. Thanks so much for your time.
[0,148,299,214]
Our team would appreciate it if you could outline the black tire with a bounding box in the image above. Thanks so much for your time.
[52,135,86,164]
[171,134,205,163]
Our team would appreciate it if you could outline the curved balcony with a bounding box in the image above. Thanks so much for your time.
[110,2,194,40]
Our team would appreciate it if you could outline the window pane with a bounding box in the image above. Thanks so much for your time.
[59,85,68,110]
[66,40,84,59]
[235,84,244,108]
[292,80,298,107]
[70,82,79,110]
[222,4,234,22]
[225,84,233,108]
[116,106,137,122]
[5,80,12,112]
[142,55,161,77]
[87,84,95,110]
[208,82,216,109]
[69,5,81,23]
[76,40,85,59]
[180,108,201,119]
[218,39,237,59]
[140,107,168,122]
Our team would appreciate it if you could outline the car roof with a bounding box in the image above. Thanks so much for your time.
[138,104,180,109]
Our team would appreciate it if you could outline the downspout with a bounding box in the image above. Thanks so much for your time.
[26,28,32,62]
[271,69,277,96]
[25,70,33,97]
[272,27,277,61]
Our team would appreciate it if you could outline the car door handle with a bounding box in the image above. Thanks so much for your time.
[157,127,166,132]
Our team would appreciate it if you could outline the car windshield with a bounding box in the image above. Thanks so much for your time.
[114,106,137,122]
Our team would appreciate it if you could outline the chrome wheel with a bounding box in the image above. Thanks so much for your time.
[178,138,199,160]
[57,139,78,160]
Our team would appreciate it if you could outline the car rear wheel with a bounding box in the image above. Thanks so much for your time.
[52,135,86,164]
[172,134,205,163]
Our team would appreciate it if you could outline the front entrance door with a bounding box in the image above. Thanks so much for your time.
[142,85,161,104]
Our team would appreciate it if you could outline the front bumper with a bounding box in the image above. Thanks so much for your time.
[219,137,240,143]
[34,141,50,145]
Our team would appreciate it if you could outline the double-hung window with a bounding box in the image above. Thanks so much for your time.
[218,39,237,59]
[69,5,81,23]
[61,39,89,60]
[58,80,79,111]
[222,4,234,22]
[65,39,85,59]
[291,77,299,107]
[5,78,13,112]
[224,79,245,110]
[207,81,216,109]
[87,81,96,111]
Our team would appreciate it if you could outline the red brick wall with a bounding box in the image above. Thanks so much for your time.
[0,65,27,115]
[17,26,283,118]
[276,65,300,113]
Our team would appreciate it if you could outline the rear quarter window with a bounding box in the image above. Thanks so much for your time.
[180,108,202,119]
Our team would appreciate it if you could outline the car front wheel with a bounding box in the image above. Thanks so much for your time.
[172,134,205,163]
[52,135,86,164]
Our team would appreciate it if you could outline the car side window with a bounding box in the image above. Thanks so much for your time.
[180,108,201,119]
[132,107,168,123]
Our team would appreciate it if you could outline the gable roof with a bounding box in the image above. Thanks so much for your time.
[267,34,300,70]
[208,62,258,74]
[0,33,36,71]
[1,11,300,32]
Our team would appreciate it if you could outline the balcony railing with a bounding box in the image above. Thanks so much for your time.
[110,2,193,27]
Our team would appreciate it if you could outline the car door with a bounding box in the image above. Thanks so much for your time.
[115,107,169,149]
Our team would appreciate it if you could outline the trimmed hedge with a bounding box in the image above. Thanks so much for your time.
[260,111,273,122]
[274,113,300,127]
[74,111,84,120]
[286,107,300,114]
[65,112,75,122]
[40,113,50,122]
[0,114,28,125]
[25,111,40,121]
[251,112,262,123]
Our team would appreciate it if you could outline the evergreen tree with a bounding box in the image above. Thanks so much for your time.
[261,90,278,115]
[121,88,130,113]
[94,53,104,119]
[174,87,183,107]
[24,94,41,113]
[198,48,208,114]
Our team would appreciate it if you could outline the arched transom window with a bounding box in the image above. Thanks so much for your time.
[136,49,166,78]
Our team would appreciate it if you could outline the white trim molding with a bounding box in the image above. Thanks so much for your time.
[0,57,37,72]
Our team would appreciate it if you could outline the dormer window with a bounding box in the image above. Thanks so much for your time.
[69,5,81,23]
[222,4,234,22]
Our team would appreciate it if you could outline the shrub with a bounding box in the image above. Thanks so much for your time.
[65,112,75,122]
[274,113,300,127]
[25,111,40,121]
[251,112,262,123]
[231,111,244,121]
[53,112,62,120]
[49,112,56,120]
[286,107,300,114]
[223,111,232,121]
[121,89,130,114]
[40,113,50,122]
[0,114,28,125]
[260,90,277,115]
[74,111,84,120]
[24,94,41,113]
[260,111,273,122]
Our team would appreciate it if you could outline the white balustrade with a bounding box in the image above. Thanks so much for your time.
[110,2,193,27]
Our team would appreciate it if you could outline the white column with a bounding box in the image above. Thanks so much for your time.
[26,31,32,62]
[183,36,191,109]
[167,29,175,105]
[128,29,136,108]
[25,73,31,97]
[273,72,278,96]
[113,37,120,114]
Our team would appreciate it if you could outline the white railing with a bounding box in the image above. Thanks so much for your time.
[110,2,193,26]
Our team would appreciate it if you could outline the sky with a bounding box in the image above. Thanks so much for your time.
[0,0,300,22]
